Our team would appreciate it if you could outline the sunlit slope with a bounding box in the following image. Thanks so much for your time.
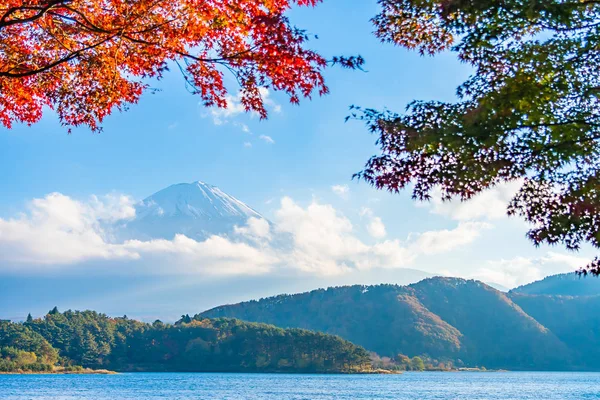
[203,277,575,370]
[202,284,463,358]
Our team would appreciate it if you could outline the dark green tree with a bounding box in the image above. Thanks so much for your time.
[354,0,600,274]
[177,314,192,325]
[410,356,425,371]
[152,320,164,329]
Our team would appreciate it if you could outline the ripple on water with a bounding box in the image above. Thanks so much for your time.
[1,372,600,400]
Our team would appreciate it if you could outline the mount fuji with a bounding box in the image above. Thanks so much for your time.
[118,181,267,241]
[0,180,436,321]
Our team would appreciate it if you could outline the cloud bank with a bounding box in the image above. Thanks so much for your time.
[0,192,491,277]
[470,252,589,289]
[427,181,522,221]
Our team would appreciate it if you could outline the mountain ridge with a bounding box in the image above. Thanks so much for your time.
[511,272,600,297]
[201,276,585,370]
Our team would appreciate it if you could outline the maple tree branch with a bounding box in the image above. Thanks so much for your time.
[0,34,116,78]
[48,8,111,34]
[0,0,70,29]
[176,45,259,64]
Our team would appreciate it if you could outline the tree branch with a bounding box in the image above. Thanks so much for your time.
[0,34,117,78]
[0,0,70,29]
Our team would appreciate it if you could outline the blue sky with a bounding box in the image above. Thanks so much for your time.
[0,0,593,320]
[0,0,469,206]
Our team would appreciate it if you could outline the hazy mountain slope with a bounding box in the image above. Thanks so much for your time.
[201,284,463,358]
[202,278,578,370]
[511,273,600,296]
[410,278,572,370]
[485,282,510,292]
[118,181,266,241]
[511,293,600,369]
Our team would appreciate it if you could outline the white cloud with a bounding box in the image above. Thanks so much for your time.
[209,94,246,126]
[275,197,360,261]
[331,184,350,199]
[429,181,522,221]
[470,251,589,289]
[259,135,275,144]
[0,193,489,277]
[359,207,373,217]
[234,217,271,242]
[472,257,542,289]
[123,234,276,276]
[243,142,253,148]
[274,197,443,275]
[359,207,387,239]
[367,217,387,239]
[89,194,136,223]
[541,251,589,270]
[370,239,416,267]
[0,194,276,276]
[411,221,492,255]
[0,193,137,265]
[234,122,251,133]
[208,88,280,129]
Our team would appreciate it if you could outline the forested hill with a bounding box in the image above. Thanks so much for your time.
[510,293,600,370]
[505,273,600,370]
[205,284,464,359]
[511,273,600,296]
[0,311,370,373]
[202,277,599,371]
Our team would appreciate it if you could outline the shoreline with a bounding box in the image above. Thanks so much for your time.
[6,370,600,376]
[0,369,117,375]
[0,369,397,375]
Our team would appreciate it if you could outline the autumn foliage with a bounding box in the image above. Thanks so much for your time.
[0,0,347,131]
[356,0,600,274]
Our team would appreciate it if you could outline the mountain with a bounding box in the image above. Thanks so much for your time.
[0,180,434,323]
[511,293,600,370]
[201,277,573,370]
[119,181,266,241]
[410,278,570,370]
[202,284,462,359]
[509,274,600,369]
[511,272,600,296]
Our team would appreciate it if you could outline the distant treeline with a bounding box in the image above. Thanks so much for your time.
[0,309,371,373]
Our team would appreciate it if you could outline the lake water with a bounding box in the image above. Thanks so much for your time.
[1,372,600,399]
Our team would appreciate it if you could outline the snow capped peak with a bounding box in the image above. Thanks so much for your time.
[137,181,262,220]
[194,180,214,187]
[119,181,267,241]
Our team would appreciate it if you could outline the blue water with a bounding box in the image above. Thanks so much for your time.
[1,372,600,399]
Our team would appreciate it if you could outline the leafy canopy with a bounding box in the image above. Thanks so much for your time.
[355,0,600,274]
[0,309,372,373]
[0,0,361,131]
